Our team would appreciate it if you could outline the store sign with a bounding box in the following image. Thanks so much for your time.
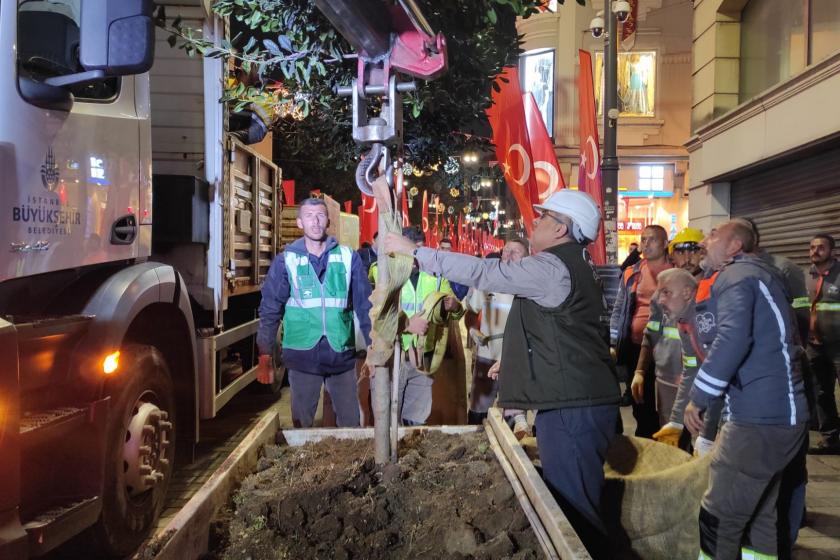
[618,221,646,232]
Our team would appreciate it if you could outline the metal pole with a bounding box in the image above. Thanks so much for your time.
[602,0,619,263]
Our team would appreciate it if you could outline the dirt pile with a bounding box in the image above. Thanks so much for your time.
[205,430,540,559]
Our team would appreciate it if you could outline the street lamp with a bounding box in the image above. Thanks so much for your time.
[588,0,627,263]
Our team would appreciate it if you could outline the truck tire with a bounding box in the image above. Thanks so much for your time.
[91,344,176,557]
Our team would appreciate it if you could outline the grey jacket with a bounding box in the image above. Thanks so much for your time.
[688,254,809,426]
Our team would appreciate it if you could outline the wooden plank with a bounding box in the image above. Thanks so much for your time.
[147,410,281,560]
[232,169,253,186]
[485,424,559,560]
[487,408,591,560]
[279,425,480,447]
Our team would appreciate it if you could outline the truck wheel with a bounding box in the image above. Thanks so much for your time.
[92,344,176,557]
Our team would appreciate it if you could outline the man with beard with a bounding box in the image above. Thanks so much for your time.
[669,227,705,277]
[807,233,840,454]
[630,228,705,431]
[684,221,808,560]
[255,198,373,427]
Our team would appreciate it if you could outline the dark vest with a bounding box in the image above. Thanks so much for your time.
[498,243,620,410]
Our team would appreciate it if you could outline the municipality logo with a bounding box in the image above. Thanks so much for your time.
[41,147,59,192]
[696,312,716,334]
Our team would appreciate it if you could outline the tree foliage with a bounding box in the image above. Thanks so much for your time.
[158,0,584,201]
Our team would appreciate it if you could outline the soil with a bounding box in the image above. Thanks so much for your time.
[205,430,540,560]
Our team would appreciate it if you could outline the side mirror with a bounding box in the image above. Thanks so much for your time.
[45,0,154,88]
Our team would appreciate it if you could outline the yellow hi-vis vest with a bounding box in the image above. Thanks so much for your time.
[400,271,449,351]
[282,246,354,352]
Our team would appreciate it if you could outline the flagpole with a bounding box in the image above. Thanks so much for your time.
[602,0,620,263]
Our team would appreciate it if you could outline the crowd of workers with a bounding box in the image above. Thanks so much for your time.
[253,193,840,559]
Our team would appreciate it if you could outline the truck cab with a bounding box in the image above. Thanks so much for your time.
[0,1,282,556]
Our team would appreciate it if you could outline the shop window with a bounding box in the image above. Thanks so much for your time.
[638,165,664,191]
[811,0,840,63]
[739,0,840,104]
[739,0,806,103]
[520,49,555,137]
[594,51,656,118]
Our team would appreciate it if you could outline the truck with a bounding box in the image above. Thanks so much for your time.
[0,1,286,557]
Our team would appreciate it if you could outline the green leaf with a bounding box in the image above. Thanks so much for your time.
[263,39,281,55]
[278,35,293,52]
[166,34,177,48]
[487,7,497,24]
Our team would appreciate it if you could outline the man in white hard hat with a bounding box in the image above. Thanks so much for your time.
[385,190,620,557]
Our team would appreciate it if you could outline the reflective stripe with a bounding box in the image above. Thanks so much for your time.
[286,297,348,309]
[741,548,777,560]
[816,302,840,311]
[792,296,811,309]
[694,378,724,397]
[697,369,728,388]
[645,320,661,332]
[663,326,680,340]
[758,280,797,425]
[698,552,713,560]
[683,355,698,368]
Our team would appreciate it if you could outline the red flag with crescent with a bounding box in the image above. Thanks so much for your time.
[578,50,606,265]
[523,92,565,202]
[421,190,429,235]
[400,186,409,227]
[360,193,378,244]
[486,67,537,236]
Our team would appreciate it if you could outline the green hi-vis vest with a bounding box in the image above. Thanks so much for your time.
[282,246,354,352]
[400,271,446,351]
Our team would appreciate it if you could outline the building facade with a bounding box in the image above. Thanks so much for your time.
[688,0,840,265]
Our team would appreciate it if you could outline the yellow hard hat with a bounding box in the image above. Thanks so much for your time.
[669,227,704,254]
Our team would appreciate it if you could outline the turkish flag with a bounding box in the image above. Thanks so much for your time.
[578,50,607,265]
[487,67,537,236]
[523,92,566,202]
[421,190,429,236]
[401,186,409,227]
[360,194,378,244]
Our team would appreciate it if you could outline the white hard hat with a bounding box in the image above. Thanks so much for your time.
[533,190,602,243]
